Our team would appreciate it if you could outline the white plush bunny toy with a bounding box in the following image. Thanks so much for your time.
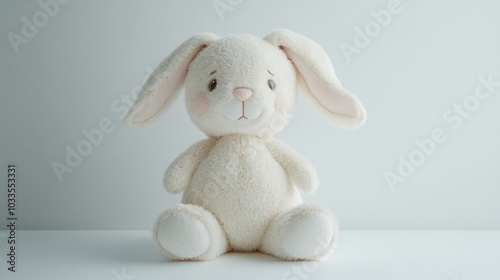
[125,29,366,261]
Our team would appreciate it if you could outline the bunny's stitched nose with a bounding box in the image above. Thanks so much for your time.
[233,87,253,101]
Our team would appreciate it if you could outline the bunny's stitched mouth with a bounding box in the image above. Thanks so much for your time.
[222,100,263,122]
[238,101,249,120]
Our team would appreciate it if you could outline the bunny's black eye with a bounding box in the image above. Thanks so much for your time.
[268,79,276,91]
[208,79,217,91]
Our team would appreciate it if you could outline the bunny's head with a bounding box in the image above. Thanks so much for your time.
[125,29,366,137]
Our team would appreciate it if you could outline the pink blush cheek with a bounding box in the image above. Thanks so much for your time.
[191,92,210,116]
[274,90,291,115]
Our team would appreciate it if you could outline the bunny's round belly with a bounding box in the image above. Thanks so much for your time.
[182,138,302,251]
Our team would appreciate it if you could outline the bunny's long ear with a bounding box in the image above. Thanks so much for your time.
[264,29,366,129]
[125,33,219,127]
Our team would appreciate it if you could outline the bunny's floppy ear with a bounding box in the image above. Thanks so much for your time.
[264,29,366,128]
[125,33,220,127]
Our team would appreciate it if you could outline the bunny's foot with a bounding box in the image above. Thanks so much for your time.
[154,204,228,261]
[260,205,338,260]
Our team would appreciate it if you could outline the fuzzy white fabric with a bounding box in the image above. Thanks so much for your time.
[153,204,229,261]
[156,208,210,258]
[183,135,303,252]
[126,29,366,261]
[127,33,220,126]
[265,30,366,129]
[260,204,339,260]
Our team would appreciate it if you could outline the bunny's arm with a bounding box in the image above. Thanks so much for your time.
[163,138,217,194]
[267,139,319,194]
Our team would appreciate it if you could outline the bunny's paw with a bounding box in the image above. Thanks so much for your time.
[260,205,338,260]
[154,204,228,261]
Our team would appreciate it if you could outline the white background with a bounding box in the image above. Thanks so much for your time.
[1,0,499,231]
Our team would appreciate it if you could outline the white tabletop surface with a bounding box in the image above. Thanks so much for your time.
[0,230,499,280]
